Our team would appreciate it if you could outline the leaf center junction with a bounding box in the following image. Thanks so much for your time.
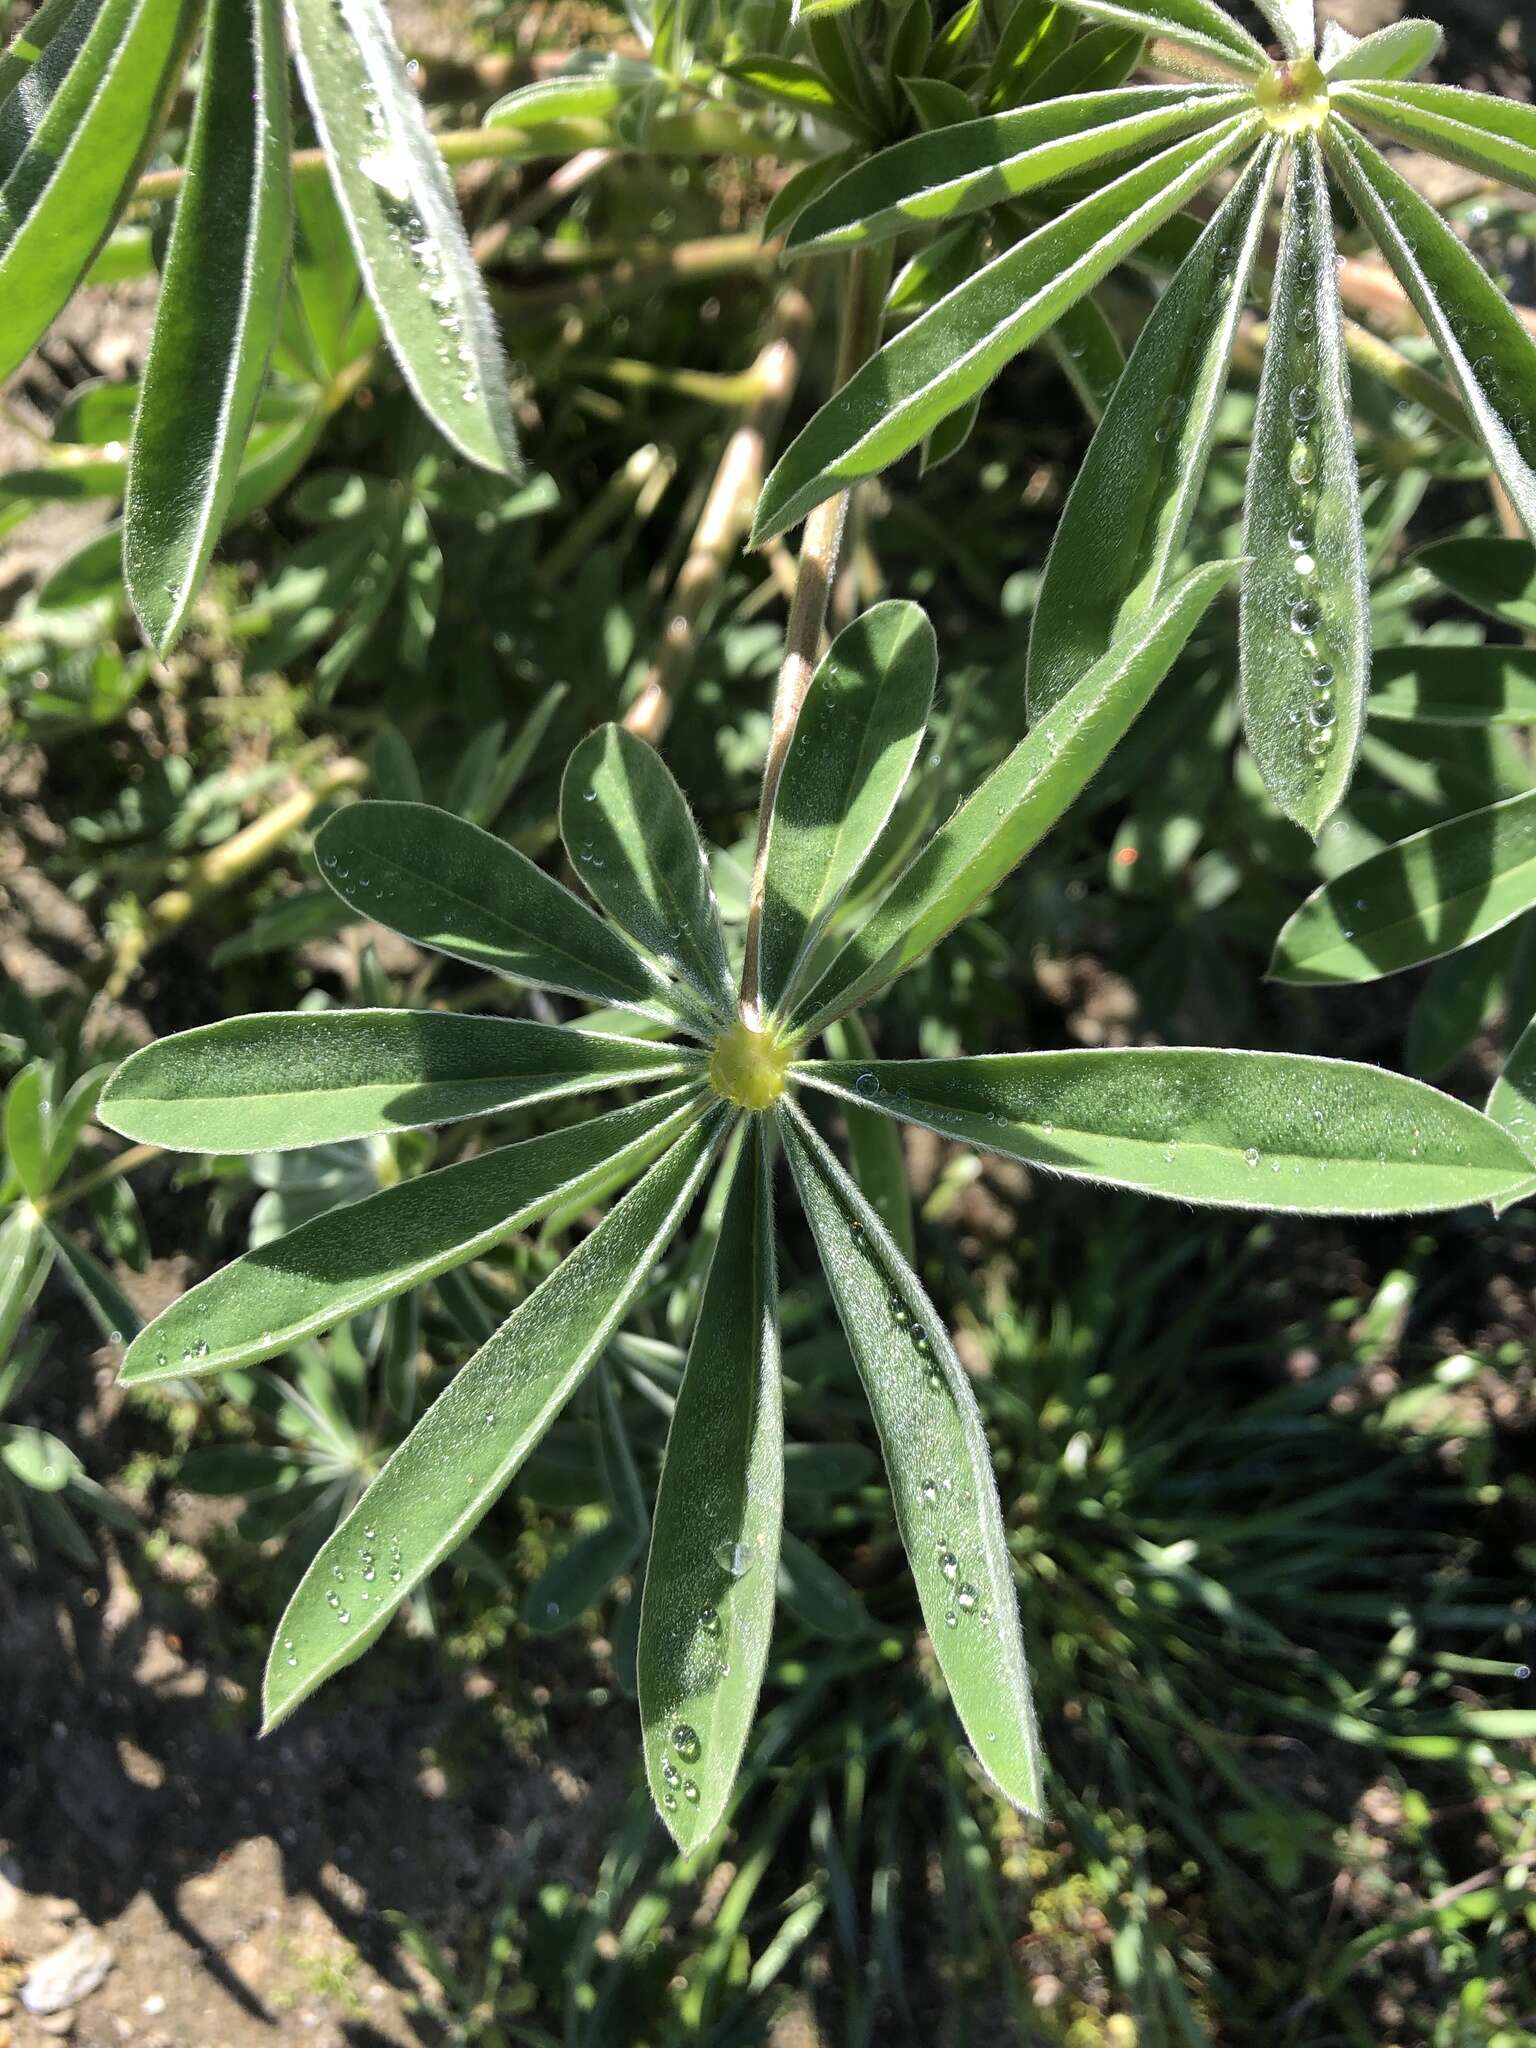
[709,1020,794,1111]
[1254,56,1330,134]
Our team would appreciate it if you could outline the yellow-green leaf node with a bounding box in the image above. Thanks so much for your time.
[1255,57,1330,135]
[709,1021,794,1111]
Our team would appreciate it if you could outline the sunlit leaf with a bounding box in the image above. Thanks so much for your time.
[1325,120,1536,538]
[285,0,518,471]
[262,1109,725,1730]
[99,1010,699,1151]
[796,1051,1532,1212]
[1240,133,1368,835]
[1369,645,1536,726]
[125,0,292,652]
[781,1102,1042,1813]
[1336,81,1535,192]
[753,116,1259,542]
[1051,0,1263,71]
[1324,21,1442,83]
[1029,141,1276,719]
[1269,790,1536,985]
[639,1123,780,1849]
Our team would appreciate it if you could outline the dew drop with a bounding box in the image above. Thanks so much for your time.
[1243,1147,1260,1168]
[671,1723,701,1762]
[855,1072,879,1099]
[944,1611,958,1628]
[700,1605,720,1636]
[938,1548,959,1583]
[1294,304,1316,337]
[1311,662,1334,688]
[682,1780,700,1804]
[663,1792,677,1811]
[661,1758,680,1787]
[714,1542,752,1580]
[1308,696,1336,729]
[956,1584,978,1612]
[1290,598,1322,636]
[1289,384,1319,423]
[1289,441,1317,487]
[920,1480,938,1506]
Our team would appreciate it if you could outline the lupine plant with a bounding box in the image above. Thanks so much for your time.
[100,588,1536,1840]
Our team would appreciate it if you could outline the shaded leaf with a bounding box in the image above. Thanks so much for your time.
[1369,645,1536,726]
[759,601,936,1016]
[1414,537,1536,632]
[262,1108,726,1730]
[1240,132,1368,835]
[1269,790,1536,984]
[560,726,736,1024]
[316,802,683,1020]
[781,1102,1041,1813]
[797,1051,1532,1212]
[99,1009,699,1152]
[777,1531,875,1636]
[119,1089,706,1383]
[791,561,1235,1035]
[524,1521,641,1633]
[639,1123,780,1849]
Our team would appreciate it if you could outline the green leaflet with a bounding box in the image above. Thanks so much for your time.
[1240,133,1368,836]
[125,0,292,652]
[98,1009,699,1151]
[786,86,1246,253]
[261,1108,726,1730]
[3,1061,49,1203]
[780,1103,1041,1814]
[1251,0,1312,58]
[1269,790,1536,986]
[118,1088,706,1383]
[639,1123,780,1849]
[1,1425,81,1491]
[1414,538,1536,633]
[796,1052,1533,1214]
[285,0,518,473]
[1488,1012,1536,1187]
[791,561,1235,1037]
[0,1206,51,1362]
[1369,646,1536,726]
[1028,141,1277,721]
[0,0,196,383]
[1336,82,1536,194]
[1324,22,1442,84]
[752,115,1260,543]
[758,601,936,1017]
[315,802,685,1023]
[1050,0,1264,71]
[0,0,86,103]
[560,726,736,1024]
[824,1013,916,1259]
[1325,121,1536,541]
[1047,291,1124,422]
[1024,23,1145,102]
[524,1522,642,1634]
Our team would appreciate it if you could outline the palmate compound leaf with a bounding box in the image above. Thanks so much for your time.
[262,1107,729,1731]
[560,726,736,1025]
[781,1102,1042,1815]
[97,1010,700,1152]
[1240,132,1368,837]
[285,0,519,473]
[1324,119,1536,541]
[314,802,695,1026]
[117,1087,708,1384]
[752,114,1261,544]
[638,1122,781,1848]
[757,600,936,1018]
[124,0,292,653]
[0,0,197,383]
[797,1053,1534,1213]
[786,85,1248,254]
[1027,140,1278,721]
[1268,790,1536,986]
[790,560,1236,1038]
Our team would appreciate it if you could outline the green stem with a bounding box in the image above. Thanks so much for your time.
[739,247,892,1027]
